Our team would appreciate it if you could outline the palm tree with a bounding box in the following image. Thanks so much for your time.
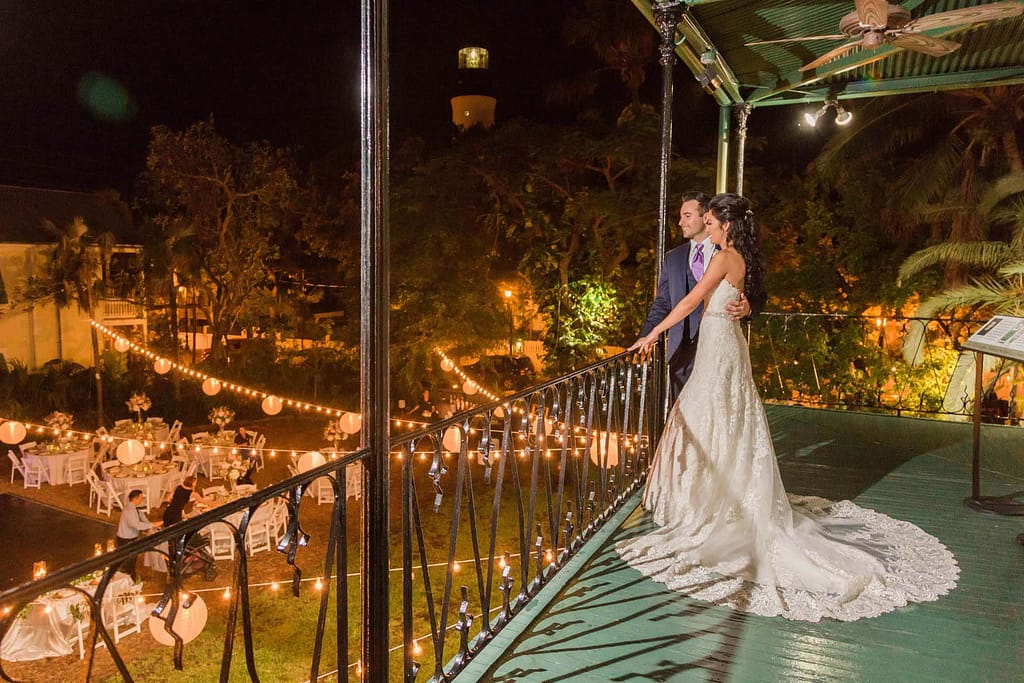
[44,216,113,425]
[899,171,1024,413]
[814,86,1024,286]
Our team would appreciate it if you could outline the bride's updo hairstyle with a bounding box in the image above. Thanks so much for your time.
[707,193,765,304]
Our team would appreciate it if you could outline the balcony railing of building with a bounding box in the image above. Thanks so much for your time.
[0,350,662,682]
[99,298,145,322]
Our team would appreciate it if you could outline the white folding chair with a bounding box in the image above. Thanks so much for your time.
[103,583,143,644]
[205,523,235,561]
[7,450,26,484]
[91,439,112,468]
[270,498,288,543]
[103,480,126,515]
[64,451,90,485]
[245,507,273,556]
[167,420,183,444]
[252,434,267,471]
[19,454,49,488]
[85,470,107,512]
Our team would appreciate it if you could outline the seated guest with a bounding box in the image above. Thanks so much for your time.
[163,475,214,526]
[233,426,253,446]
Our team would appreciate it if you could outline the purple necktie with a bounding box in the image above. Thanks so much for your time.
[691,244,704,280]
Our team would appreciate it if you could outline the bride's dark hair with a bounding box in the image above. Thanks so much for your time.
[707,193,765,304]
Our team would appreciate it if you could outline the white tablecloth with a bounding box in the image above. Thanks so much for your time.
[24,444,91,485]
[0,572,136,661]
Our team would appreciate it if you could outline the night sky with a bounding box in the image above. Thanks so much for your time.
[0,1,817,194]
[0,0,575,192]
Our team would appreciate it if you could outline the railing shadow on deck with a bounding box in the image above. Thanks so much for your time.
[0,350,663,682]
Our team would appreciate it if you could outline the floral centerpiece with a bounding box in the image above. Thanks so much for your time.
[220,455,247,490]
[209,406,235,432]
[44,410,74,435]
[126,392,152,423]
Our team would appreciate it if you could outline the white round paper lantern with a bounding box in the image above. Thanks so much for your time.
[113,337,130,353]
[116,439,146,465]
[462,381,478,396]
[201,378,222,396]
[0,421,27,445]
[440,357,454,372]
[589,432,620,468]
[261,395,283,415]
[297,450,326,473]
[153,358,172,375]
[149,594,208,646]
[442,427,462,452]
[339,412,361,434]
[493,405,505,419]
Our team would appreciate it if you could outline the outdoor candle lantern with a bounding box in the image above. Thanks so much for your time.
[106,540,115,553]
[94,544,103,557]
[32,561,47,579]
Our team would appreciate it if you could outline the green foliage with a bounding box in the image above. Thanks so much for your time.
[545,278,622,370]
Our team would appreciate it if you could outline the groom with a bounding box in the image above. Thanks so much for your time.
[637,191,765,400]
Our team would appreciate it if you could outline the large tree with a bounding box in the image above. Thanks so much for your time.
[137,119,302,363]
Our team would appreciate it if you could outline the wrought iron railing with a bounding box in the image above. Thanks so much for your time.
[749,312,1022,423]
[0,350,661,682]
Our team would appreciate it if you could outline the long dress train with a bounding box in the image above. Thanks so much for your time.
[616,280,959,622]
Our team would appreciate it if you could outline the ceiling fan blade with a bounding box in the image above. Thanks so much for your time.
[905,1,1024,33]
[889,33,962,58]
[800,39,865,72]
[854,0,889,29]
[746,34,847,46]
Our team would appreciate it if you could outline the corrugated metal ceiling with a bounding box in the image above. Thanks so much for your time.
[632,0,1024,107]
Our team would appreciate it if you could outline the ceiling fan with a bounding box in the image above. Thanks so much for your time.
[747,0,1024,72]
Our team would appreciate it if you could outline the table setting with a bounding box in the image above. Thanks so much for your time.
[0,571,137,661]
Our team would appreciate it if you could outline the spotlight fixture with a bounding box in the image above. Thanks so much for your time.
[696,64,722,94]
[803,98,853,127]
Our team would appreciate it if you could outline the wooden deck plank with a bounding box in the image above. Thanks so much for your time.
[484,408,1024,682]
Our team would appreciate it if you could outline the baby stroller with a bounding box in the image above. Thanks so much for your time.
[180,535,218,581]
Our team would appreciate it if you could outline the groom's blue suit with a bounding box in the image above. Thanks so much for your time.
[640,241,704,400]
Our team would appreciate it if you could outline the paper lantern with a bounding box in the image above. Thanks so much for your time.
[201,378,222,396]
[113,337,130,353]
[153,358,172,375]
[339,412,361,434]
[297,450,326,473]
[261,395,283,416]
[0,421,26,445]
[442,427,462,453]
[589,432,620,468]
[462,381,478,396]
[440,357,454,372]
[116,439,145,465]
[149,595,208,646]
[493,406,505,419]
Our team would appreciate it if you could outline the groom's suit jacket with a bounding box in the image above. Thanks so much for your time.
[640,241,703,395]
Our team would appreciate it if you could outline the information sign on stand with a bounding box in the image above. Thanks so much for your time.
[960,316,1024,532]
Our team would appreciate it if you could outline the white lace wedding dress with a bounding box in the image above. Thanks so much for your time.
[617,280,959,622]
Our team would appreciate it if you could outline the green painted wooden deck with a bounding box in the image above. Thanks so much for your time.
[471,406,1024,683]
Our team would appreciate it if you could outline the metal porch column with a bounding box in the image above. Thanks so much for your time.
[360,0,391,679]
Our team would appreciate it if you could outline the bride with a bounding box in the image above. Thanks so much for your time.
[618,193,958,622]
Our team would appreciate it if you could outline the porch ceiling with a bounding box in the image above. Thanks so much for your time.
[631,0,1024,107]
